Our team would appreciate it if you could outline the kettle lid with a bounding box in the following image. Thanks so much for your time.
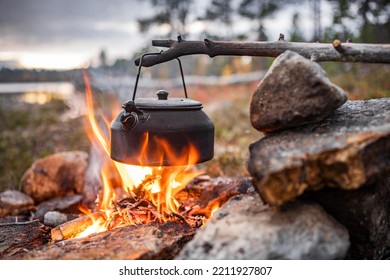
[134,90,202,110]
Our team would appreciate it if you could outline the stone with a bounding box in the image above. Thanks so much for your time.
[302,175,390,259]
[0,190,35,217]
[20,151,88,203]
[177,193,349,260]
[248,98,390,206]
[43,211,69,227]
[250,50,347,132]
[34,194,83,220]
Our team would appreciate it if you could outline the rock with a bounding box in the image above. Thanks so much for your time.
[177,193,349,260]
[43,211,68,227]
[248,98,390,206]
[250,50,347,132]
[0,190,35,217]
[34,194,83,220]
[20,151,88,203]
[302,175,390,259]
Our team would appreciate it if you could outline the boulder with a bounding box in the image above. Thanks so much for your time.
[20,151,88,203]
[302,176,390,259]
[177,193,349,260]
[250,50,347,132]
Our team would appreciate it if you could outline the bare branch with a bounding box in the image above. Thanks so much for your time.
[135,36,390,67]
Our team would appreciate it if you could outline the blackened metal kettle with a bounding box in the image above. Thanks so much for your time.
[110,53,214,166]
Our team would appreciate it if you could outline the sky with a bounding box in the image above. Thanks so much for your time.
[0,0,332,70]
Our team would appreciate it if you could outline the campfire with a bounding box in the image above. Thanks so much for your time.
[55,70,215,240]
[1,38,389,261]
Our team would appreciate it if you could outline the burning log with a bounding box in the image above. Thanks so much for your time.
[51,177,252,242]
[135,35,390,67]
[51,212,103,241]
[11,221,196,260]
[0,177,251,259]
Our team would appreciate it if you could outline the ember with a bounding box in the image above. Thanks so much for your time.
[72,71,210,239]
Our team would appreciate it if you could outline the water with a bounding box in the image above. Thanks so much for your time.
[0,81,75,104]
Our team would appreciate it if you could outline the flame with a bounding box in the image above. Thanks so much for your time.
[209,201,220,218]
[77,70,204,237]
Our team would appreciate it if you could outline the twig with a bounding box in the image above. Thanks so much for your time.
[0,219,40,227]
[135,35,390,67]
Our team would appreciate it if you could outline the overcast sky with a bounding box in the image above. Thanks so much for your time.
[0,0,332,70]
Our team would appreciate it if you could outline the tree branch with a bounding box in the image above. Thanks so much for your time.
[135,36,390,67]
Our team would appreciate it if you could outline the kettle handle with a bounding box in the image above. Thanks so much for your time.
[132,52,188,101]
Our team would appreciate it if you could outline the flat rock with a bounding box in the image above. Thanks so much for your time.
[0,190,35,217]
[176,193,349,260]
[248,98,390,206]
[20,151,88,203]
[250,50,347,132]
[34,194,83,220]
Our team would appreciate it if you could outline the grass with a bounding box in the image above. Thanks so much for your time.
[0,95,90,191]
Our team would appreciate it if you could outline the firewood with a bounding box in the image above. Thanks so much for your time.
[51,212,102,241]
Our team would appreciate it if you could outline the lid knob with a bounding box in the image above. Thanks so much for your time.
[156,90,169,100]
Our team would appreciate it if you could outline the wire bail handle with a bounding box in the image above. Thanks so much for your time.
[132,52,188,101]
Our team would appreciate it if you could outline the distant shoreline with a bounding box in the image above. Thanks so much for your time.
[0,81,75,96]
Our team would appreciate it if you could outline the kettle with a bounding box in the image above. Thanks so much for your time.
[110,53,214,166]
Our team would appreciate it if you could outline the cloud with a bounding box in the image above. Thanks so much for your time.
[0,0,152,64]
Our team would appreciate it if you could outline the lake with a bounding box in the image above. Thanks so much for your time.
[0,81,75,104]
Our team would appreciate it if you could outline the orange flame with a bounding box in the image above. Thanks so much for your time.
[77,70,203,237]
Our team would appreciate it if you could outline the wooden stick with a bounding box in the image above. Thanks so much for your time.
[135,35,390,67]
[51,213,103,241]
[0,219,40,227]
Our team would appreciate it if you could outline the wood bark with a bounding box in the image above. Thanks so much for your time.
[0,219,50,258]
[12,221,197,260]
[135,36,390,67]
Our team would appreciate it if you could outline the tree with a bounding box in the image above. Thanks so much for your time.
[327,0,390,43]
[238,0,282,41]
[137,0,194,37]
[202,0,235,39]
[99,49,107,68]
[289,12,305,41]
